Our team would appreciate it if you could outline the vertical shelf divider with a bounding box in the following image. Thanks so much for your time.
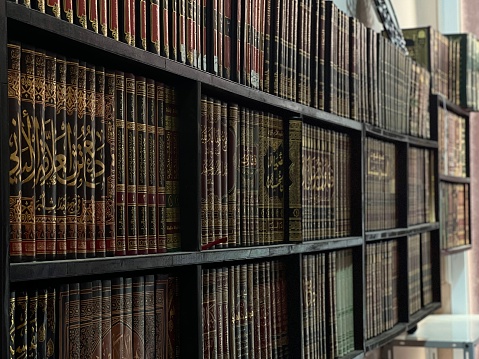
[286,253,303,358]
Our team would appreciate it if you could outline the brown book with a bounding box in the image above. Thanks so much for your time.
[201,95,210,247]
[136,0,148,50]
[115,71,127,256]
[213,99,223,247]
[79,281,93,358]
[54,55,68,260]
[85,63,97,258]
[123,277,134,356]
[144,275,156,359]
[288,119,302,242]
[136,76,148,254]
[178,0,186,62]
[44,51,57,260]
[202,269,210,358]
[34,49,47,261]
[110,277,125,358]
[167,275,180,358]
[87,0,99,32]
[216,268,225,358]
[61,0,74,22]
[8,42,22,262]
[223,0,232,78]
[221,102,228,248]
[227,103,239,247]
[217,0,223,77]
[206,97,215,247]
[156,82,167,252]
[246,263,255,357]
[95,66,107,257]
[203,0,208,71]
[146,79,158,254]
[186,0,196,66]
[155,274,168,358]
[148,0,161,54]
[74,0,87,28]
[108,0,119,40]
[101,279,112,357]
[76,61,87,259]
[132,276,145,359]
[164,86,181,251]
[103,69,116,256]
[64,59,79,258]
[125,73,138,255]
[169,0,178,61]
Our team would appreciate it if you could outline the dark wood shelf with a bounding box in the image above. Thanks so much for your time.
[364,124,408,143]
[434,94,471,117]
[10,236,363,282]
[439,175,470,184]
[365,323,407,352]
[407,302,442,331]
[441,244,472,255]
[408,136,438,149]
[339,350,365,359]
[366,223,439,242]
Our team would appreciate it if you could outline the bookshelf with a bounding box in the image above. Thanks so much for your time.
[0,1,450,358]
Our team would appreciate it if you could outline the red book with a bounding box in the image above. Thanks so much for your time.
[169,0,178,60]
[87,0,99,32]
[74,0,87,28]
[119,0,132,44]
[108,0,119,40]
[61,0,73,22]
[178,0,186,62]
[186,0,196,66]
[217,0,223,77]
[98,0,108,35]
[148,0,161,54]
[202,0,207,70]
[130,0,136,47]
[46,0,61,17]
[136,0,147,50]
[160,0,170,57]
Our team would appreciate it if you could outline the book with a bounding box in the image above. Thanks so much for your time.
[115,71,127,256]
[155,274,168,358]
[132,276,145,359]
[227,103,239,247]
[98,0,107,35]
[74,0,87,28]
[8,41,22,262]
[160,0,170,57]
[136,0,148,50]
[101,279,112,356]
[156,82,167,252]
[61,0,74,22]
[108,0,119,40]
[147,78,158,254]
[148,0,161,54]
[120,0,132,44]
[86,0,99,32]
[144,275,156,358]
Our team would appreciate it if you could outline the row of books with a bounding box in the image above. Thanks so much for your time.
[408,232,434,315]
[9,273,180,359]
[365,240,398,340]
[202,260,289,358]
[438,106,467,178]
[408,147,436,226]
[200,98,285,249]
[440,182,470,250]
[365,137,397,232]
[14,0,434,137]
[8,41,181,262]
[404,27,479,111]
[302,250,355,358]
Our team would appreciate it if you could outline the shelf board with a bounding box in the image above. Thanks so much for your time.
[434,94,471,117]
[407,136,438,149]
[339,350,365,359]
[407,302,442,332]
[6,2,363,132]
[365,323,407,352]
[441,244,472,255]
[10,237,363,282]
[366,223,439,242]
[364,124,408,142]
[439,175,470,184]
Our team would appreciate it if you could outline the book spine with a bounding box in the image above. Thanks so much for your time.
[148,0,161,54]
[144,275,156,359]
[155,274,168,358]
[147,79,158,254]
[105,69,117,256]
[19,49,35,262]
[44,51,57,260]
[8,42,22,262]
[203,0,207,70]
[186,0,196,66]
[80,281,93,358]
[178,0,187,62]
[213,99,223,248]
[115,71,127,255]
[108,0,119,40]
[221,102,228,248]
[227,103,238,247]
[119,0,132,44]
[123,277,134,356]
[197,0,202,68]
[269,115,284,244]
[206,98,215,247]
[288,119,302,242]
[95,66,107,257]
[217,0,224,78]
[76,61,87,259]
[169,0,178,60]
[34,288,47,358]
[133,276,146,359]
[46,0,61,17]
[85,63,97,258]
[111,277,124,358]
[33,49,46,261]
[69,283,81,358]
[167,276,180,358]
[74,0,87,28]
[223,0,231,79]
[87,0,99,32]
[101,279,112,357]
[27,289,38,359]
[156,82,167,252]
[161,0,170,57]
[137,0,148,50]
[216,268,225,358]
[131,0,137,47]
[165,86,181,251]
[125,73,138,255]
[202,269,210,359]
[98,0,108,35]
[201,96,209,247]
[136,76,149,254]
[9,291,15,359]
[61,0,73,22]
[14,291,28,358]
